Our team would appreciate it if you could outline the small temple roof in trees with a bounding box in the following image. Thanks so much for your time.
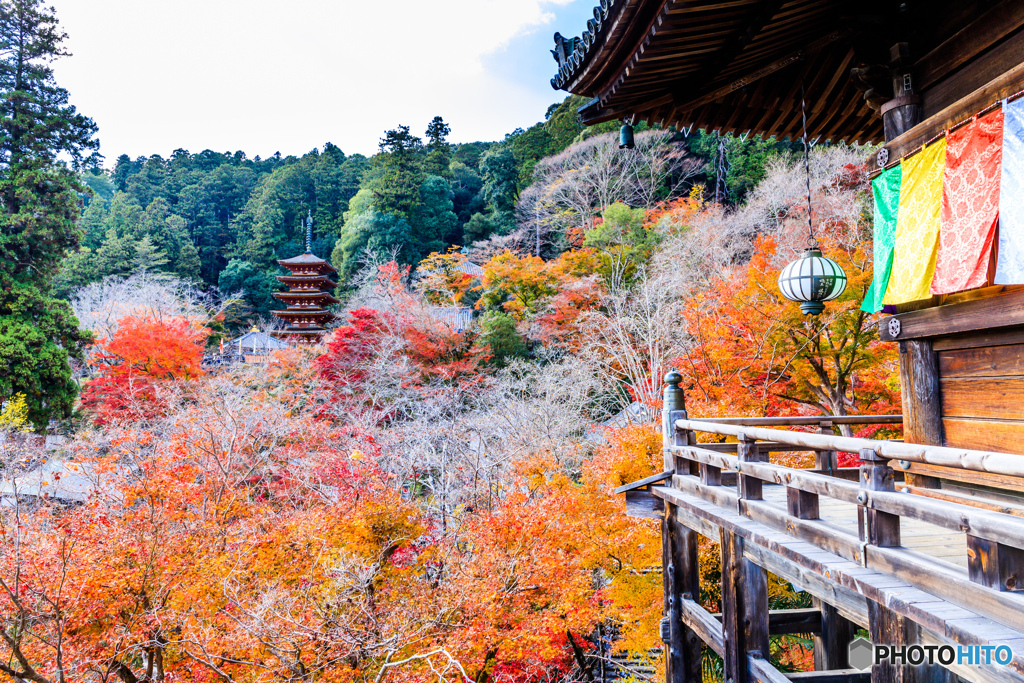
[457,260,485,278]
[232,329,290,353]
[549,0,1021,145]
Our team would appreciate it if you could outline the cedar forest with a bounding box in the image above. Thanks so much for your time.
[0,2,901,682]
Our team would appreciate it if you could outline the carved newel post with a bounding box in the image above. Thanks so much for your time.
[660,371,702,683]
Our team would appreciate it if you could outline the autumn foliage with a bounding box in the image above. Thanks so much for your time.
[3,151,900,682]
[80,315,209,424]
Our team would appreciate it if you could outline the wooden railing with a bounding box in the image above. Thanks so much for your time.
[650,376,1024,683]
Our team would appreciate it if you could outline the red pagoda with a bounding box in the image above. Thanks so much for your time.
[270,213,338,344]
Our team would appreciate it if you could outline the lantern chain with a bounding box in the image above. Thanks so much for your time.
[801,83,817,250]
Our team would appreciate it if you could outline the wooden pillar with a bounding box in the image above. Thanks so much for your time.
[661,372,701,683]
[897,340,944,487]
[813,600,856,670]
[664,506,702,683]
[720,530,769,683]
[867,602,917,683]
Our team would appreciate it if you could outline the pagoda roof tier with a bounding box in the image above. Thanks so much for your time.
[275,274,337,289]
[272,308,335,319]
[278,251,337,274]
[273,291,340,306]
[270,329,329,344]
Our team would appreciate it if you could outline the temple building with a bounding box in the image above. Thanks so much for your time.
[270,213,338,344]
[552,1,1024,682]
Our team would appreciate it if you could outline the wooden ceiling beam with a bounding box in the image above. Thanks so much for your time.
[775,49,844,136]
[914,0,1024,93]
[665,0,760,15]
[821,87,867,140]
[670,31,842,116]
[668,0,787,104]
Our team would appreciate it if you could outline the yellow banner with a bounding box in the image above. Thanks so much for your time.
[884,138,947,305]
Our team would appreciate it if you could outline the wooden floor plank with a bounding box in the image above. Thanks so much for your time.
[760,476,971,566]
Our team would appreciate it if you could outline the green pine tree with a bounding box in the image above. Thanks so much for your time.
[175,239,202,281]
[367,125,424,220]
[132,234,169,271]
[94,227,134,277]
[424,116,452,178]
[0,0,97,429]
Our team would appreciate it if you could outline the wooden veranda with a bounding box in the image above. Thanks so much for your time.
[617,376,1024,683]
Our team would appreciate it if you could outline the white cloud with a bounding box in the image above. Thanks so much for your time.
[49,0,584,160]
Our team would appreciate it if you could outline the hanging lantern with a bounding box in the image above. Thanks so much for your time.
[619,122,635,149]
[778,249,847,315]
[776,83,847,316]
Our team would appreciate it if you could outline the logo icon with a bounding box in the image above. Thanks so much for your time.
[849,637,873,671]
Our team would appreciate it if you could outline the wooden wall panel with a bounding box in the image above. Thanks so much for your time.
[943,418,1024,454]
[938,344,1024,378]
[938,341,1024,453]
[940,377,1024,420]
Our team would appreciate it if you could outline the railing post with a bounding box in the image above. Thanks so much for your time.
[816,419,837,475]
[966,535,1024,592]
[858,448,900,547]
[859,447,921,683]
[663,371,697,476]
[737,434,765,501]
[787,486,819,520]
[720,529,768,683]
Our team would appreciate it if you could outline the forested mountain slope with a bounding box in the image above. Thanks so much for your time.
[58,97,800,322]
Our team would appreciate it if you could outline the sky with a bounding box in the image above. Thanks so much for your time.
[49,0,598,164]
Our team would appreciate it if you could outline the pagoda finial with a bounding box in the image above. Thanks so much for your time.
[305,210,313,253]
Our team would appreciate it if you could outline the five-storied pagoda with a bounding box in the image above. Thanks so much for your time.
[270,212,338,344]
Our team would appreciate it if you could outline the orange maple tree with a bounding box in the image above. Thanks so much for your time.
[678,224,899,426]
[81,315,209,424]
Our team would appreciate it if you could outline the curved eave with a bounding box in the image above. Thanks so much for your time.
[564,0,670,97]
[277,260,338,275]
[276,275,337,289]
[552,0,888,145]
[271,309,336,319]
[273,292,341,305]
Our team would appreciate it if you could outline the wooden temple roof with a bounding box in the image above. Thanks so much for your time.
[550,0,1020,145]
[278,251,338,274]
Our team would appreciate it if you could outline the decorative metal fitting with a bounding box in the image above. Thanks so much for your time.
[888,318,902,338]
[898,460,911,469]
[659,616,671,643]
[877,147,890,167]
[856,491,869,505]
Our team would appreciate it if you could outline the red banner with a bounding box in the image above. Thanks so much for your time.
[931,109,1004,295]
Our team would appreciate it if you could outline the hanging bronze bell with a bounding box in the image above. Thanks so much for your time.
[619,123,635,149]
